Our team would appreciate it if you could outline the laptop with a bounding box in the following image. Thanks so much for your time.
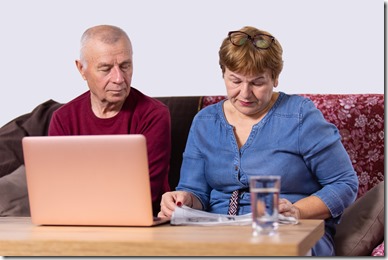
[22,134,169,227]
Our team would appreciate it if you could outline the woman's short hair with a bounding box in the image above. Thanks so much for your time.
[219,26,283,80]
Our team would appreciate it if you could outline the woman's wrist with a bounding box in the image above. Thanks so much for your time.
[188,192,202,210]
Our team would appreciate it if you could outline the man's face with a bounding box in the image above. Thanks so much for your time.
[77,37,133,106]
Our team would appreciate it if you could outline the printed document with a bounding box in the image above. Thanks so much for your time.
[171,205,298,226]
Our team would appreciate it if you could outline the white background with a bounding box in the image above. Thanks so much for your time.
[0,0,384,127]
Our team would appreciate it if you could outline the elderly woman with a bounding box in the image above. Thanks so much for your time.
[158,26,358,256]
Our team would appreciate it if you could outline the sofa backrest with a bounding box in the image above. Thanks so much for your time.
[0,94,384,200]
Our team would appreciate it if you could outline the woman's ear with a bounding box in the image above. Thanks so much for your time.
[274,78,279,88]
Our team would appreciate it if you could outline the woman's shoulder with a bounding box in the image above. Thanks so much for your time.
[279,92,312,103]
[276,92,315,112]
[191,100,227,128]
[196,100,224,117]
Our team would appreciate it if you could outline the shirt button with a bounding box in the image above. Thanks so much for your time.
[235,165,239,171]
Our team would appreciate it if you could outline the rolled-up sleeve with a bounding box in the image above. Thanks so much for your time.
[299,99,359,218]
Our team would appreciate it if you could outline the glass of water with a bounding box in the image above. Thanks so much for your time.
[249,175,281,236]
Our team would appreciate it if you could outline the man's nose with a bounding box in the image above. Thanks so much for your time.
[111,65,124,83]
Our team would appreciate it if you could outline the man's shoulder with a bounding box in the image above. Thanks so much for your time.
[54,91,90,114]
[131,88,168,111]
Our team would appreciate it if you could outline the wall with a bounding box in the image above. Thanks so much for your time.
[0,0,384,127]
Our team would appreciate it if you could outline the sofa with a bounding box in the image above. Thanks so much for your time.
[0,93,384,256]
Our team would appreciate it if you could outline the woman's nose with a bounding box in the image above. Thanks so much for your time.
[239,82,252,97]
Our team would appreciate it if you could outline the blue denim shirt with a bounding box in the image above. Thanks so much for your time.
[176,92,358,256]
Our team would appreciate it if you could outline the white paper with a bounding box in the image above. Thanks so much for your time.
[171,205,298,226]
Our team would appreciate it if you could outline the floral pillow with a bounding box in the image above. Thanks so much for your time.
[300,94,384,199]
[372,241,384,256]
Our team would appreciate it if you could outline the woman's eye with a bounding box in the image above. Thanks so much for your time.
[252,81,264,86]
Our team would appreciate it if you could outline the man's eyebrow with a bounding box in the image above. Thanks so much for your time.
[97,62,112,68]
[96,58,132,68]
[120,59,132,65]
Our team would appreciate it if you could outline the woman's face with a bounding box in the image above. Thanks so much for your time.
[223,67,278,117]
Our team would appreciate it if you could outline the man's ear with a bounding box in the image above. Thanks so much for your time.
[75,60,86,80]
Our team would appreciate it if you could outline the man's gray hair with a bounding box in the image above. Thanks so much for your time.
[79,25,131,65]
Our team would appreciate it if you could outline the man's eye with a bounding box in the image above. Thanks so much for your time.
[99,67,111,72]
[120,63,132,71]
[121,65,131,71]
[232,81,241,84]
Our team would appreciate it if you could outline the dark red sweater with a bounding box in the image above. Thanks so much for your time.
[48,88,171,215]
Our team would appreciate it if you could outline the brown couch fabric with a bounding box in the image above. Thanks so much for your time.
[155,96,202,190]
[0,100,62,178]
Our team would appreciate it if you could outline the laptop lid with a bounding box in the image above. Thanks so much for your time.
[22,134,167,226]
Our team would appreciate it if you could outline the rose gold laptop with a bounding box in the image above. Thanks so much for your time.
[22,134,169,227]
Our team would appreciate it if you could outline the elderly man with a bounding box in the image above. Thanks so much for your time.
[49,25,171,215]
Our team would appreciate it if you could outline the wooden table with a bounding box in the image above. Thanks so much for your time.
[0,217,324,256]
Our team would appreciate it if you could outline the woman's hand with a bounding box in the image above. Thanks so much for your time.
[279,198,301,219]
[158,191,198,218]
[279,196,331,219]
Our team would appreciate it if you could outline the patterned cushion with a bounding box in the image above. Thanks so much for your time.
[200,94,385,199]
[372,241,385,256]
[300,94,384,199]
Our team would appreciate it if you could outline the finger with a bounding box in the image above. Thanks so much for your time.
[162,192,178,207]
[173,191,194,208]
[278,202,290,212]
[159,202,175,218]
[157,211,167,218]
[279,198,290,205]
[159,193,178,217]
